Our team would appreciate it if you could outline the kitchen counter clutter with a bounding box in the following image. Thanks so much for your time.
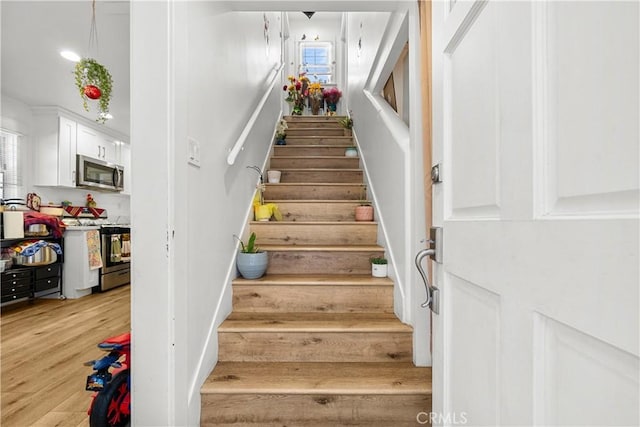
[1,236,64,304]
[1,206,67,304]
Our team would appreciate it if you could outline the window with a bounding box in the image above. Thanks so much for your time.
[0,130,22,199]
[299,42,333,84]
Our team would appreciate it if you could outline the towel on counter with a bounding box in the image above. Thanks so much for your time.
[23,212,67,238]
[86,229,103,270]
[12,240,63,257]
[63,206,105,218]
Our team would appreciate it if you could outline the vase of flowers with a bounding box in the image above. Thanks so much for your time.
[275,119,288,145]
[323,87,342,112]
[308,82,324,115]
[284,74,309,115]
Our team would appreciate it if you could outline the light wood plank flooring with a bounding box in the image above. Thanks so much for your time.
[1,285,130,427]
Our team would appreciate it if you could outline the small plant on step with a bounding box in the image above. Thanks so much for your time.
[355,186,374,221]
[239,232,260,253]
[370,256,388,277]
[235,232,269,279]
[358,186,371,206]
[338,111,354,129]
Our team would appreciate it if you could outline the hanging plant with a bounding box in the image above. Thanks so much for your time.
[74,58,113,123]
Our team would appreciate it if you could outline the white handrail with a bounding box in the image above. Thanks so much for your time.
[226,62,284,165]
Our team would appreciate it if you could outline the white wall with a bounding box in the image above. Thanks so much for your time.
[346,7,430,365]
[131,2,282,425]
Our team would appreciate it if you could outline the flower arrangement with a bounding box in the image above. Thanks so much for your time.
[323,87,342,105]
[283,73,310,115]
[308,82,324,115]
[308,82,324,100]
[275,119,288,141]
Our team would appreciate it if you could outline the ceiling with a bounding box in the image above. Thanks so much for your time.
[1,1,130,136]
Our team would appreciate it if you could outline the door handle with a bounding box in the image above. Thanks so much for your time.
[415,248,439,314]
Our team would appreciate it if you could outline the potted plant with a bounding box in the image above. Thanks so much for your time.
[323,87,342,112]
[355,186,374,221]
[236,232,268,279]
[283,74,308,115]
[345,146,358,157]
[339,111,354,136]
[275,119,288,145]
[74,58,113,124]
[370,257,388,277]
[308,82,324,115]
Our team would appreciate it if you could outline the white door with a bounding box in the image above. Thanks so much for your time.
[430,1,639,425]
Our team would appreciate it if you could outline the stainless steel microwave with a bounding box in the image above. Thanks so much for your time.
[76,155,124,192]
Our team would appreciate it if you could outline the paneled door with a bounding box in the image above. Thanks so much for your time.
[430,1,639,425]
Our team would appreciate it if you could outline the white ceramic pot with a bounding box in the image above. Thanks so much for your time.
[267,170,281,183]
[372,263,388,278]
[345,147,358,157]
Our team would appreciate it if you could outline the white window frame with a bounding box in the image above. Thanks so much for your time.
[0,129,23,200]
[298,41,334,84]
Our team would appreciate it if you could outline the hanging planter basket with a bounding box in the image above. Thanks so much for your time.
[74,58,113,123]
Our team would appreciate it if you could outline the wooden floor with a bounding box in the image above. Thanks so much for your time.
[1,285,130,427]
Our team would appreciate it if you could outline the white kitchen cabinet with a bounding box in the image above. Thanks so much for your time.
[77,124,118,164]
[32,111,77,187]
[63,227,100,299]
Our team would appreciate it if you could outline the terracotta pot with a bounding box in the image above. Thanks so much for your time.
[355,205,373,221]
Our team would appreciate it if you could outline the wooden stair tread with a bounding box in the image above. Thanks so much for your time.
[264,182,362,186]
[267,199,364,204]
[276,145,355,148]
[260,244,383,251]
[232,274,393,286]
[271,168,361,172]
[202,362,431,395]
[220,312,411,332]
[271,156,357,160]
[250,221,377,226]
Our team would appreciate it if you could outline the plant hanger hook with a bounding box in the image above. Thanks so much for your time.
[87,0,99,58]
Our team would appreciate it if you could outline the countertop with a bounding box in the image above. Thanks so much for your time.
[64,226,101,231]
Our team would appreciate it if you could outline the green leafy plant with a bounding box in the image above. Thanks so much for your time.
[74,58,113,123]
[239,232,260,253]
[339,112,353,129]
[370,257,388,265]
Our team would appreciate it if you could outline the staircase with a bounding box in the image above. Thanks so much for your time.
[201,116,432,426]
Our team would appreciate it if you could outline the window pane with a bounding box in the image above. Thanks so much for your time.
[0,130,22,199]
[299,41,333,83]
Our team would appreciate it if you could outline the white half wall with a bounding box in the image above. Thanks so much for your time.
[131,1,282,425]
[346,7,430,366]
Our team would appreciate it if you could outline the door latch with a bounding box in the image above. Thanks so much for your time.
[431,164,442,184]
[415,227,443,314]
